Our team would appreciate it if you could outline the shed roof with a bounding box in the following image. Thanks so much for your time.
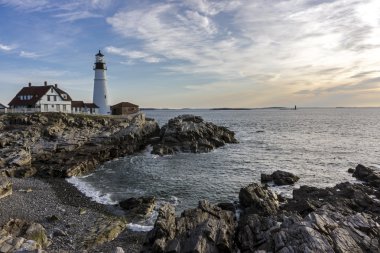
[111,102,139,109]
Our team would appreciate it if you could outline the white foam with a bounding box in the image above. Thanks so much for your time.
[127,223,153,232]
[66,177,118,205]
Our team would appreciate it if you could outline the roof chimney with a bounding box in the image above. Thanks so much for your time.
[44,81,47,86]
[28,82,31,87]
[54,83,58,88]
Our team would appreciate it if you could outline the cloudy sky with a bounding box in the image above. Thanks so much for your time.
[1,0,380,108]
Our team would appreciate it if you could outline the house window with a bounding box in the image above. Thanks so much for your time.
[44,104,48,111]
[47,96,50,101]
[63,105,66,111]
[54,96,57,101]
[51,105,54,108]
[57,105,60,111]
[51,87,54,93]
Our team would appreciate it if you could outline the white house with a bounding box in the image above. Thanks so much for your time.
[8,81,72,113]
[0,103,7,113]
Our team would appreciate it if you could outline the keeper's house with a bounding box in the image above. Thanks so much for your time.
[8,81,72,113]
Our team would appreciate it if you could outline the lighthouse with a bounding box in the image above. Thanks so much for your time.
[93,50,110,114]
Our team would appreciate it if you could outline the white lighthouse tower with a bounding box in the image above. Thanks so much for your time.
[93,50,110,114]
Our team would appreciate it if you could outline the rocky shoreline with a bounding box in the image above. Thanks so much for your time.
[2,112,380,252]
[142,164,380,253]
[0,113,237,252]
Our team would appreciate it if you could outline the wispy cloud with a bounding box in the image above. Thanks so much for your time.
[53,10,102,22]
[19,50,41,58]
[0,43,15,51]
[105,46,162,63]
[0,0,49,11]
[0,0,112,22]
[105,0,380,102]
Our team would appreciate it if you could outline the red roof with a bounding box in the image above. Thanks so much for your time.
[9,85,72,107]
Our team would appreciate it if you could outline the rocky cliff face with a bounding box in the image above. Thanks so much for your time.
[151,115,237,156]
[143,165,380,253]
[0,113,160,178]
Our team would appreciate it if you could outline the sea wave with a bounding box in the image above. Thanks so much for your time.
[127,223,153,232]
[66,176,118,205]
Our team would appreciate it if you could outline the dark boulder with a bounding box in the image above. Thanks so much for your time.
[119,196,156,219]
[151,115,237,156]
[261,170,300,185]
[353,164,380,187]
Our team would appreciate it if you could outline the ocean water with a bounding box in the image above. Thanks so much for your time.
[67,108,380,218]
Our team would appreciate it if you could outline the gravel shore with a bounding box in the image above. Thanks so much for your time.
[0,177,146,252]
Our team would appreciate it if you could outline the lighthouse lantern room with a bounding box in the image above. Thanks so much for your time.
[93,50,110,114]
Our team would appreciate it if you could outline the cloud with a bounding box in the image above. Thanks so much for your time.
[105,0,380,101]
[0,0,49,11]
[19,50,41,58]
[0,0,112,21]
[0,43,15,51]
[105,46,162,63]
[53,10,102,22]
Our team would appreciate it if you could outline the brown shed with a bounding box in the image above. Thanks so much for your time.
[111,102,139,115]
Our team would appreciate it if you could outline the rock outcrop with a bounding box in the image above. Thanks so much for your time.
[119,196,156,219]
[0,219,50,252]
[144,165,380,253]
[0,177,12,199]
[142,200,237,253]
[352,164,380,187]
[151,115,237,156]
[0,113,160,178]
[261,170,300,185]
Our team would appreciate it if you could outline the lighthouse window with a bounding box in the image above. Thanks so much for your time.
[104,95,106,99]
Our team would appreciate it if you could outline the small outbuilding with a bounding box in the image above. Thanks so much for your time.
[71,101,99,114]
[111,102,139,115]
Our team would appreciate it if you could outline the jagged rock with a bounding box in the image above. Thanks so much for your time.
[0,219,50,252]
[261,170,300,185]
[120,196,156,219]
[239,183,279,215]
[142,200,237,253]
[0,176,12,199]
[353,164,380,187]
[83,217,127,249]
[7,149,32,167]
[151,115,237,156]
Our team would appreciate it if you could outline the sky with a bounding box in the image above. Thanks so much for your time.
[1,0,380,108]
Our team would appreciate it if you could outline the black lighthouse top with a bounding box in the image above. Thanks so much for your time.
[94,50,107,70]
[96,50,104,57]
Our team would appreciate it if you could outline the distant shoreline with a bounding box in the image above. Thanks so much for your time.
[141,107,380,111]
